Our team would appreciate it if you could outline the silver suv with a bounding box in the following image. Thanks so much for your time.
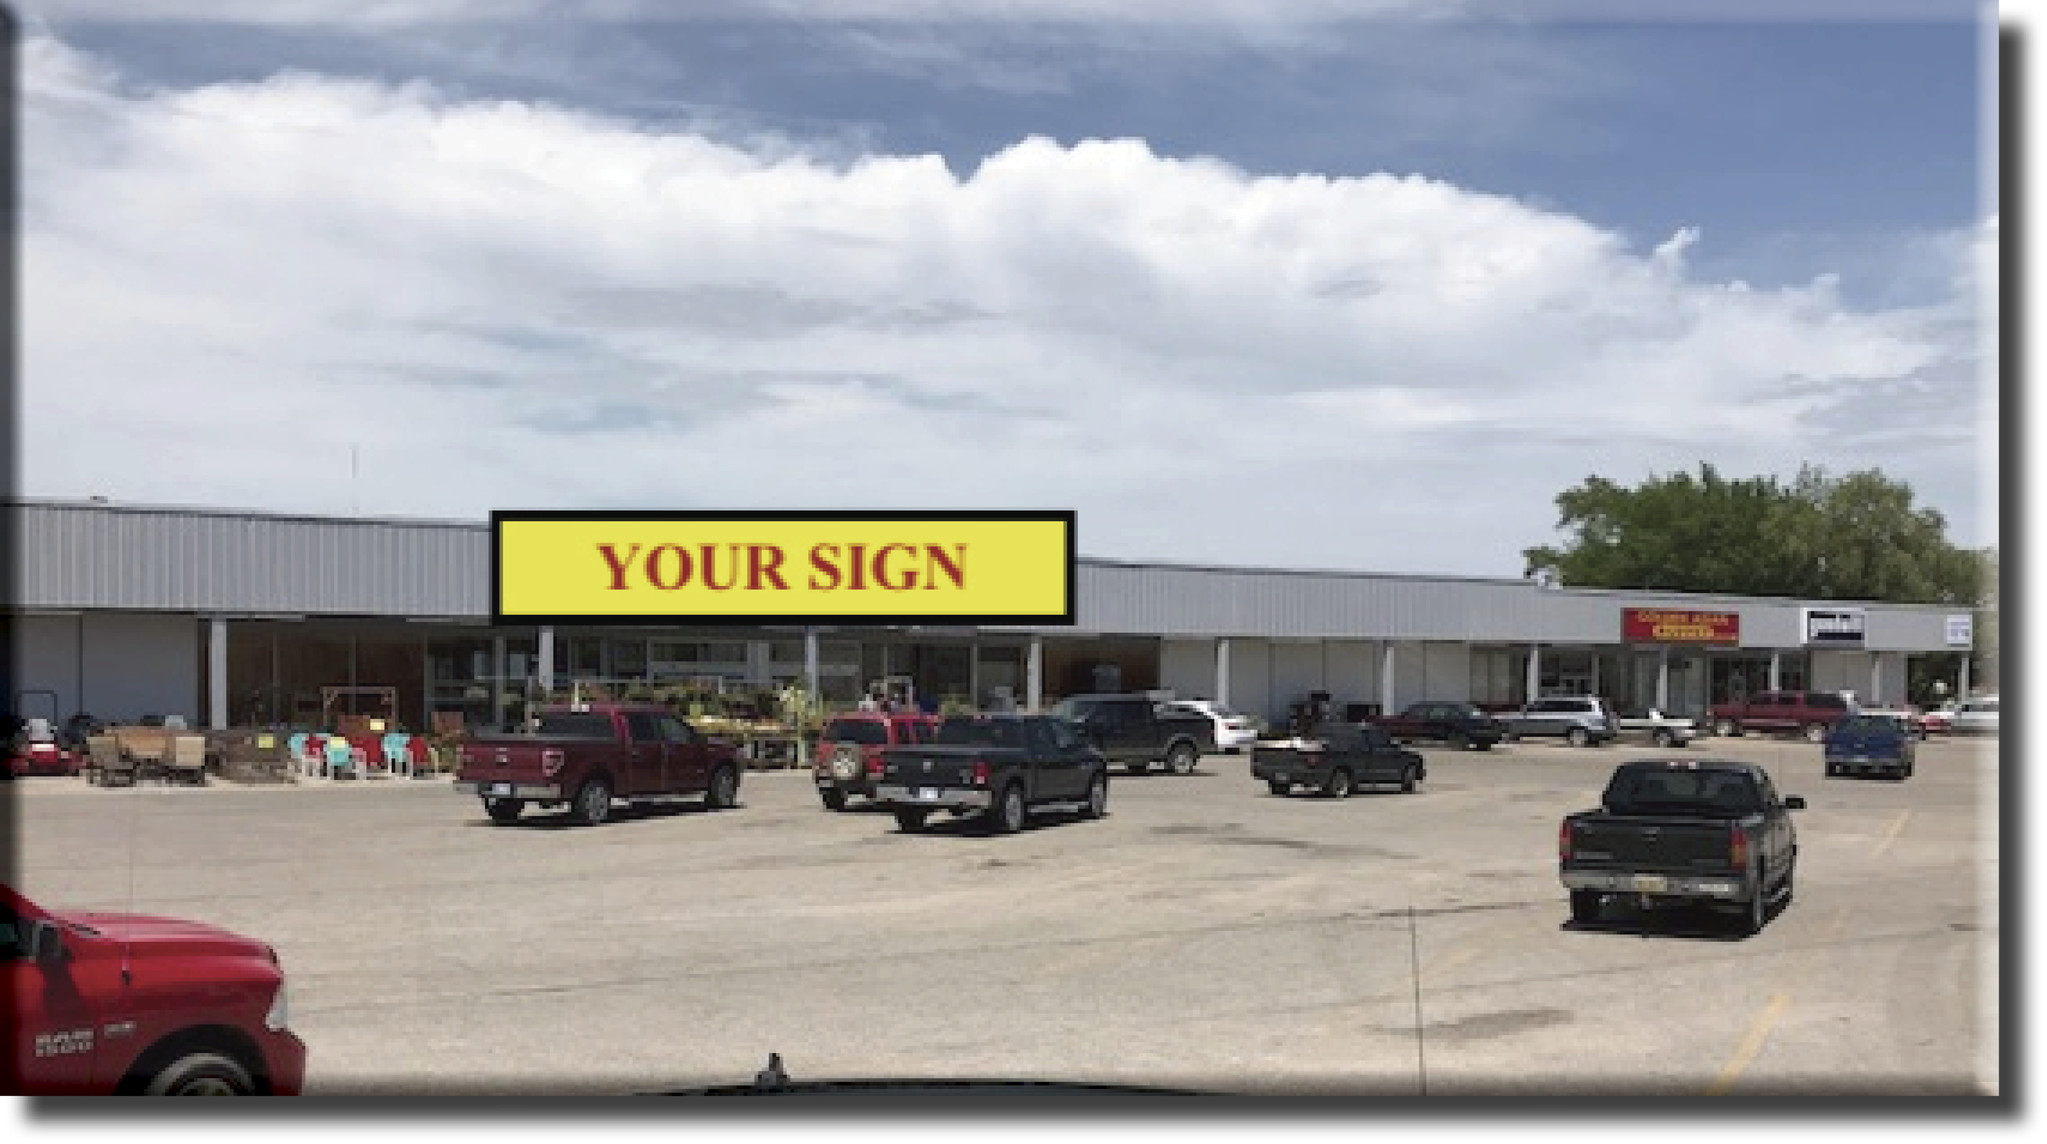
[1505,696,1618,747]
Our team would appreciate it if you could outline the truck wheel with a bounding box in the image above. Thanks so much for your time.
[894,808,928,833]
[1165,742,1198,775]
[1652,729,1674,748]
[1715,719,1740,737]
[819,788,849,812]
[1569,890,1602,925]
[989,783,1028,834]
[484,797,524,825]
[1080,774,1108,819]
[1802,723,1827,744]
[144,1051,256,1095]
[571,778,613,826]
[1400,765,1419,794]
[1448,731,1470,751]
[1324,768,1354,799]
[1566,727,1590,748]
[704,765,739,810]
[1267,779,1291,797]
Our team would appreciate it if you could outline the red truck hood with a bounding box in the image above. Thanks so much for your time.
[56,909,275,961]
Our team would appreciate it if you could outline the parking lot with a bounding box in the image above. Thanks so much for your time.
[7,734,1998,1097]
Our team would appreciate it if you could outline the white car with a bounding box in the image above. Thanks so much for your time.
[1949,695,1999,735]
[1164,700,1259,753]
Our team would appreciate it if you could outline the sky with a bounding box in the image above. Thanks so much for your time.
[7,0,1999,578]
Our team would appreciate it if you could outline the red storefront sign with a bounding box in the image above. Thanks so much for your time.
[1622,607,1740,645]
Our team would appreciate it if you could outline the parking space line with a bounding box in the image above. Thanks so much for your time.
[1706,993,1790,1095]
[1873,810,1912,858]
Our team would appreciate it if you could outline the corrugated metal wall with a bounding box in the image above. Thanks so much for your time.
[9,500,1967,651]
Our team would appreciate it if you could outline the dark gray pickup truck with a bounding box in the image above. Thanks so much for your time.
[1250,722,1426,798]
[1050,694,1216,775]
[874,714,1109,835]
[1560,759,1805,936]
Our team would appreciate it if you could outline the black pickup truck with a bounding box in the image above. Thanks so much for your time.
[1050,694,1216,775]
[1365,701,1509,751]
[1251,722,1426,798]
[1560,759,1804,935]
[874,714,1109,835]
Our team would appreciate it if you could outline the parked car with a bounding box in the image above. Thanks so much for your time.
[1824,714,1917,780]
[1612,707,1697,748]
[1559,759,1804,936]
[1162,699,1259,754]
[1500,696,1618,747]
[1949,695,2000,735]
[3,884,307,1095]
[454,704,743,826]
[1856,703,1928,739]
[873,713,1109,835]
[1708,691,1855,743]
[812,711,941,811]
[1920,705,1956,735]
[1365,701,1508,750]
[1050,693,1216,775]
[1251,721,1425,798]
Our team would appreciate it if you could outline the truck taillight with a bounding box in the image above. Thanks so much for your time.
[867,752,885,777]
[972,760,990,786]
[1730,824,1749,869]
[1559,821,1572,862]
[541,749,566,777]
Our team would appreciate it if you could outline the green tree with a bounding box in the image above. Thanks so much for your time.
[1523,463,1983,606]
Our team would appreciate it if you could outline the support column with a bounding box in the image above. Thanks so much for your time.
[536,626,556,695]
[208,618,229,730]
[1870,656,1883,706]
[804,628,821,699]
[491,635,508,728]
[1768,651,1782,693]
[1026,636,1044,712]
[1589,651,1601,699]
[1381,642,1397,716]
[1656,647,1671,712]
[1216,639,1232,708]
[1524,644,1541,704]
[1959,656,1971,700]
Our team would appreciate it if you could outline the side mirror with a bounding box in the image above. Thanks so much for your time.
[27,920,66,966]
[1783,797,1807,811]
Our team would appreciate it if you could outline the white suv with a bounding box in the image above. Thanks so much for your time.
[1504,696,1618,747]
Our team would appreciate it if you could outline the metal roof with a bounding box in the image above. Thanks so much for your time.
[7,498,1971,651]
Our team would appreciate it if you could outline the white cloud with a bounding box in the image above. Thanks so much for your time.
[17,35,1994,573]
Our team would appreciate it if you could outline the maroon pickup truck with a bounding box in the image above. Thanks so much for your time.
[454,704,742,826]
[4,884,307,1095]
[1708,691,1854,743]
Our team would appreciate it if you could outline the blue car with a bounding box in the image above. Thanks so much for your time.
[1823,714,1917,780]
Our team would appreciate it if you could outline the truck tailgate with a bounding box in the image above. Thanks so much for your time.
[1567,815,1741,875]
[881,746,1013,788]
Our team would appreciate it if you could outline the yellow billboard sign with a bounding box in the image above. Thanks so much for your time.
[493,512,1076,624]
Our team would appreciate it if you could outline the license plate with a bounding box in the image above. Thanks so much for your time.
[489,783,513,797]
[1631,875,1669,893]
[917,788,940,801]
[1271,774,1288,783]
[1854,755,1870,763]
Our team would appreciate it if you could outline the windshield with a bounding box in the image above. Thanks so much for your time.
[821,719,888,746]
[1835,715,1903,735]
[934,719,1026,749]
[1602,768,1763,816]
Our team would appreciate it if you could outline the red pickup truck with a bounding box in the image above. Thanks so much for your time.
[454,704,743,826]
[1708,691,1855,743]
[812,712,940,811]
[4,885,307,1095]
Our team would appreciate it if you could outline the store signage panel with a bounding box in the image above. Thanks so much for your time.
[1622,608,1740,644]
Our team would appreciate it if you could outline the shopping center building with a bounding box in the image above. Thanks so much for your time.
[5,498,1980,732]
